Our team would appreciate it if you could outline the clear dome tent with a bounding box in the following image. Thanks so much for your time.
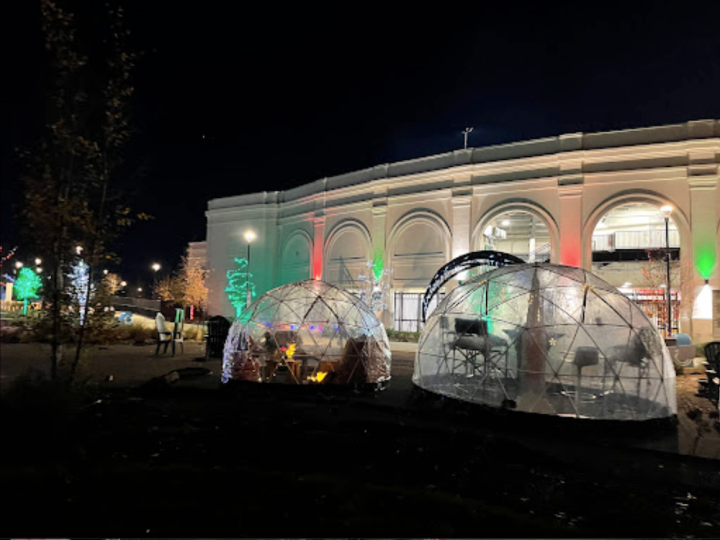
[223,279,391,386]
[414,263,677,420]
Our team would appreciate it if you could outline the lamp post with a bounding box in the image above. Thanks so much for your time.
[151,263,161,299]
[244,230,256,306]
[660,205,673,338]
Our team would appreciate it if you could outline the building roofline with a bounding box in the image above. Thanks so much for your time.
[207,119,719,211]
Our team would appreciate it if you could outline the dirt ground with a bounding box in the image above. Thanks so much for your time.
[1,342,719,537]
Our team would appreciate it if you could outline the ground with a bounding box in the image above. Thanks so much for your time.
[1,341,719,537]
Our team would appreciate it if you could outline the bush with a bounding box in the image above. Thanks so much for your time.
[385,328,421,342]
[695,342,708,358]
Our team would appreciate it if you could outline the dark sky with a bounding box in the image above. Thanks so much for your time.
[2,1,719,287]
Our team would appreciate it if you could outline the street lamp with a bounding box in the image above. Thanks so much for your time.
[244,230,256,306]
[15,261,23,269]
[120,281,127,287]
[35,258,42,266]
[660,205,673,338]
[151,263,161,272]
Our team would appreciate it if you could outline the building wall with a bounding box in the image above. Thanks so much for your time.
[205,119,720,341]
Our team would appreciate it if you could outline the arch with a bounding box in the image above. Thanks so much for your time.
[323,218,373,288]
[472,200,560,263]
[387,209,452,290]
[280,229,313,285]
[582,190,691,271]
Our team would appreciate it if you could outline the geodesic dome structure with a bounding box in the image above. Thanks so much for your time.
[414,263,677,420]
[222,280,391,385]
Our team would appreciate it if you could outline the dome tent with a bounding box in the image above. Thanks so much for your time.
[414,263,677,421]
[223,279,391,386]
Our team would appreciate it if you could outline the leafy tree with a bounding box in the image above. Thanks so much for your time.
[14,268,43,315]
[153,274,184,305]
[19,0,149,383]
[180,255,208,319]
[102,272,122,296]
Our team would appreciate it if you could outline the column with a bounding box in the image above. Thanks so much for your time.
[558,179,584,267]
[372,200,390,327]
[451,190,472,260]
[312,213,325,280]
[688,147,719,341]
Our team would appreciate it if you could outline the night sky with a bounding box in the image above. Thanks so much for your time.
[1,1,719,287]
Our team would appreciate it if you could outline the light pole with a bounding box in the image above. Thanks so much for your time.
[462,127,473,150]
[660,205,673,338]
[151,262,161,299]
[244,230,256,306]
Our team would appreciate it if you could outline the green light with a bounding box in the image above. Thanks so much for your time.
[226,257,255,318]
[14,267,42,315]
[371,253,384,282]
[695,249,716,280]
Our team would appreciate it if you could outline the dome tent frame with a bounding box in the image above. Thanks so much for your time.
[223,279,391,387]
[414,263,677,421]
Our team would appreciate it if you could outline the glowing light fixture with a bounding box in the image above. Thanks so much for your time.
[103,269,109,275]
[693,284,713,320]
[15,261,23,269]
[151,263,161,272]
[35,258,42,265]
[244,230,257,243]
[501,220,510,226]
[120,281,127,287]
[659,205,673,219]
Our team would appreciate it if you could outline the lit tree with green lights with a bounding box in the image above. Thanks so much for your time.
[14,267,43,315]
[226,257,255,318]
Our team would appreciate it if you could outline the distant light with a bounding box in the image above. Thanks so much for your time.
[15,261,23,269]
[151,263,161,272]
[76,246,83,255]
[103,269,109,275]
[36,267,43,273]
[120,281,127,287]
[137,287,143,292]
[35,258,42,265]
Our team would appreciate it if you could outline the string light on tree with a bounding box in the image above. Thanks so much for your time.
[68,260,92,325]
[14,267,43,315]
[226,257,255,318]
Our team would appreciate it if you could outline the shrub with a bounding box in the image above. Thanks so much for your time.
[385,328,421,342]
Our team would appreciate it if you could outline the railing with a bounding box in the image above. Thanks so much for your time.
[111,296,161,312]
[0,300,42,312]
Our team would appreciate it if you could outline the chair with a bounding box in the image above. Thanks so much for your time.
[451,317,508,378]
[154,312,172,355]
[205,315,231,359]
[699,342,720,405]
[172,308,185,356]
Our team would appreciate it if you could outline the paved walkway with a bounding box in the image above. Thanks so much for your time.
[1,340,717,459]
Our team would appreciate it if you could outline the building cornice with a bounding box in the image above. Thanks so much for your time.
[206,120,719,216]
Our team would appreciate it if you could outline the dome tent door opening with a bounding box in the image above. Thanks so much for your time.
[223,280,391,386]
[414,263,677,421]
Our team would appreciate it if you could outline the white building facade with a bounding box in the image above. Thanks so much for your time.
[205,120,720,342]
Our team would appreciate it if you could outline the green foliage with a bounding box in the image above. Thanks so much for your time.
[14,267,43,301]
[226,257,255,317]
[385,328,421,342]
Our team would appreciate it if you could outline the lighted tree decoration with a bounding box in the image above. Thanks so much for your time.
[358,260,393,312]
[226,257,255,318]
[14,267,43,315]
[68,260,93,325]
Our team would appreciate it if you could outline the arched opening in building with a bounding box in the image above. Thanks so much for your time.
[475,210,552,263]
[388,213,451,332]
[591,202,682,337]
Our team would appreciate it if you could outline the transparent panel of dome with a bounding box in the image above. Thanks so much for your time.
[223,280,391,386]
[414,263,677,420]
